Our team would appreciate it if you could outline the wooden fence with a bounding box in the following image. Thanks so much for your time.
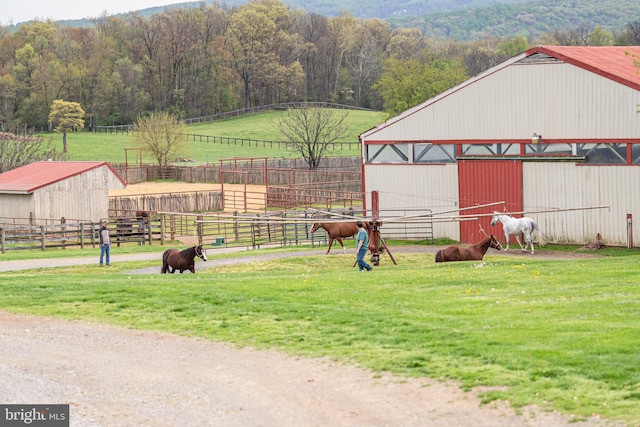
[110,157,361,186]
[0,209,434,254]
[110,191,223,216]
[159,208,435,250]
[0,218,162,253]
[93,102,373,132]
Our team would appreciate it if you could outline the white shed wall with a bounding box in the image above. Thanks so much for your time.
[364,164,460,240]
[31,166,123,222]
[0,194,35,222]
[365,62,640,142]
[523,163,639,246]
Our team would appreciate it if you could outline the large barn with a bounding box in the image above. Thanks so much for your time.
[0,161,126,225]
[360,45,640,247]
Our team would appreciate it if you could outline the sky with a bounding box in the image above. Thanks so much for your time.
[1,0,185,25]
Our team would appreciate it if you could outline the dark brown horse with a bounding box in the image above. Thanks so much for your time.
[435,234,502,262]
[310,221,368,254]
[135,210,150,233]
[161,245,207,273]
[135,210,150,219]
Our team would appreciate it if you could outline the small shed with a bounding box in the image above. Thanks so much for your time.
[0,161,126,225]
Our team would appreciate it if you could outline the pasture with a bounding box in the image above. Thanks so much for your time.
[40,109,387,164]
[0,246,638,425]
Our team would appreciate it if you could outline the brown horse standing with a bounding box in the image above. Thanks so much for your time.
[435,234,502,262]
[310,222,367,254]
[161,245,207,273]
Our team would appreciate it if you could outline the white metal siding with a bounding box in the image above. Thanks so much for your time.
[364,164,460,240]
[365,161,640,246]
[365,62,640,142]
[523,163,639,246]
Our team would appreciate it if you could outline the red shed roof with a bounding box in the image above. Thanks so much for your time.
[526,46,640,91]
[0,161,126,194]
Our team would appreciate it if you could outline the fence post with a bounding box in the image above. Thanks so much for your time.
[61,217,67,249]
[91,222,97,248]
[80,223,85,249]
[40,225,45,250]
[147,218,152,245]
[1,227,4,254]
[160,215,166,245]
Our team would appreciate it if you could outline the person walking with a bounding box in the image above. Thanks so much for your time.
[99,220,111,266]
[355,221,372,272]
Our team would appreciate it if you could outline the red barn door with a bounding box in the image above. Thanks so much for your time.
[457,160,522,244]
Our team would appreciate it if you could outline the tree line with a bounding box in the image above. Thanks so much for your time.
[1,0,639,133]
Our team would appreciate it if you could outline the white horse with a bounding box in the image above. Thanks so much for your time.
[490,212,544,254]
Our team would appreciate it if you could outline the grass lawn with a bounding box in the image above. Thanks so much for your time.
[37,109,387,164]
[0,246,638,425]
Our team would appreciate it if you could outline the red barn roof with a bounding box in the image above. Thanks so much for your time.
[0,161,126,194]
[526,46,640,91]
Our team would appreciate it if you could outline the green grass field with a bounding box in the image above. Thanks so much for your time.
[39,109,387,164]
[0,245,638,425]
[11,108,640,424]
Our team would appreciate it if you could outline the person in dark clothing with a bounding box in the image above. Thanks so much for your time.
[99,221,111,266]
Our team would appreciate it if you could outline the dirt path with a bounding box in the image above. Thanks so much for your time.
[0,247,609,427]
[0,312,608,427]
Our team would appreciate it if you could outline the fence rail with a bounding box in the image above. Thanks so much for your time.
[94,102,373,131]
[159,209,434,250]
[0,218,163,253]
[1,209,434,254]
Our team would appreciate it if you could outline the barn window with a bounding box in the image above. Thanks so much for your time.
[525,142,575,155]
[366,144,409,163]
[461,143,519,156]
[578,143,626,164]
[414,143,455,163]
[633,144,640,164]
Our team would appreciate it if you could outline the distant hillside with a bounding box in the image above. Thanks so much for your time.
[10,0,640,42]
[390,0,640,40]
[272,0,526,19]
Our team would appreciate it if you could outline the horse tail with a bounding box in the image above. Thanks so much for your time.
[435,250,444,263]
[531,219,545,246]
[161,251,169,273]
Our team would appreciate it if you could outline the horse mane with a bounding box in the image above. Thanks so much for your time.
[180,245,202,256]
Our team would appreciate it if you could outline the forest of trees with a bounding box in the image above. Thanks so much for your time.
[1,0,639,133]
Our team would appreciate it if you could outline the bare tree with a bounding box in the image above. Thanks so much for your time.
[0,132,65,173]
[131,111,188,170]
[274,104,349,169]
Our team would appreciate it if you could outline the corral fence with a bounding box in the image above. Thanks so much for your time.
[1,207,434,253]
[158,208,435,250]
[110,192,224,216]
[109,157,364,213]
[0,217,162,253]
[110,157,361,185]
[109,186,362,215]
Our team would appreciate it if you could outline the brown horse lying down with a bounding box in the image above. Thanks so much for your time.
[310,221,369,254]
[435,234,502,262]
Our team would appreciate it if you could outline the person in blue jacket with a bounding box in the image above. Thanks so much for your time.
[355,221,372,272]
